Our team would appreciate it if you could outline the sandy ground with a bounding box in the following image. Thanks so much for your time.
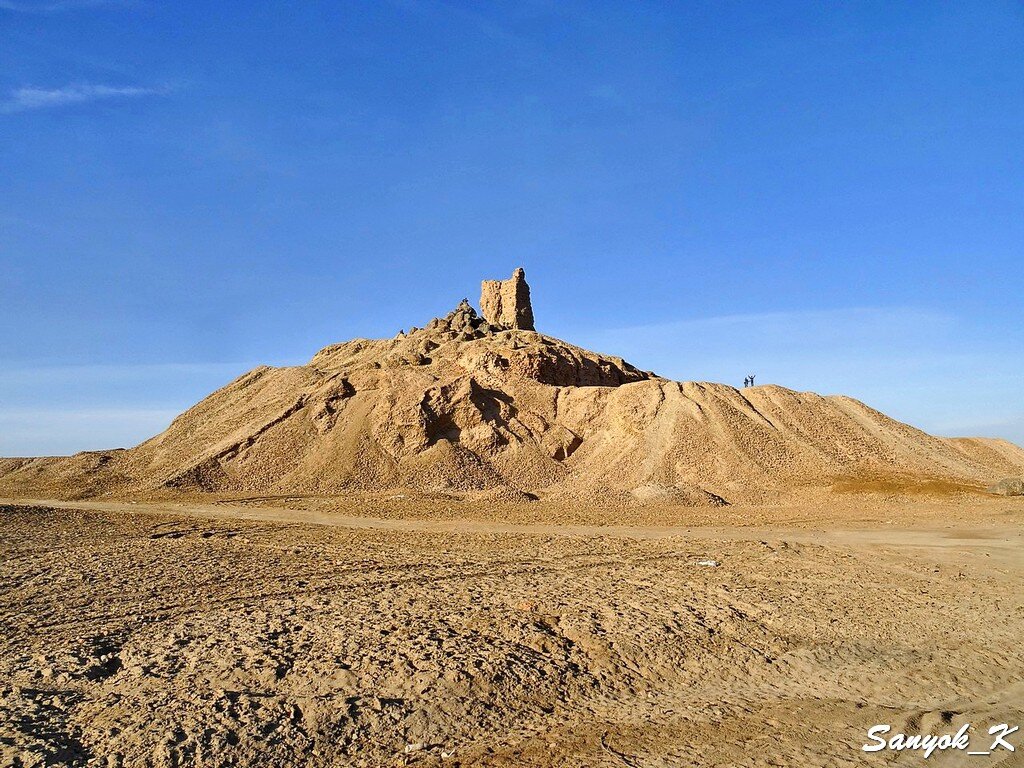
[2,497,1024,767]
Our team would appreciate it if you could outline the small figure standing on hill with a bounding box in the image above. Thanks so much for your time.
[743,376,750,387]
[749,374,756,386]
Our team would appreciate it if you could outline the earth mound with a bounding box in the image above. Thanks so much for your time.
[2,268,1023,505]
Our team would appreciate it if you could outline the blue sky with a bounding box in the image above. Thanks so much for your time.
[1,0,1022,456]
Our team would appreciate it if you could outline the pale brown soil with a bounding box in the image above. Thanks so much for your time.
[3,496,1024,767]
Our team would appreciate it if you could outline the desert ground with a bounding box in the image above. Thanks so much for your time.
[3,494,1023,767]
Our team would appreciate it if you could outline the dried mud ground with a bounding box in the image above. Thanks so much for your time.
[2,497,1023,767]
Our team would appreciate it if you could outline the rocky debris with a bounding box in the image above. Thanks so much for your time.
[630,483,728,507]
[987,477,1024,496]
[423,299,495,339]
[480,267,535,331]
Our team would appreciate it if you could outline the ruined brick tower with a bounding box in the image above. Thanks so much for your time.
[480,267,535,331]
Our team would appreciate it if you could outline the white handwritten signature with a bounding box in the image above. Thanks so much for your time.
[863,723,1018,759]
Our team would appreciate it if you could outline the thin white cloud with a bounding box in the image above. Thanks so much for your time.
[591,306,952,338]
[0,0,132,12]
[0,362,255,383]
[0,408,180,457]
[0,361,287,456]
[571,307,1024,446]
[576,306,957,369]
[931,414,1024,443]
[1,83,163,113]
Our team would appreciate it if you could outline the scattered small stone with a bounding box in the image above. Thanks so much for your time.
[988,478,1024,496]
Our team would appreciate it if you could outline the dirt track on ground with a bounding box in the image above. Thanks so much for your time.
[3,498,1024,766]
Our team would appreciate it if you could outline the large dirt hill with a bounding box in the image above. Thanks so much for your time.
[2,272,1023,505]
